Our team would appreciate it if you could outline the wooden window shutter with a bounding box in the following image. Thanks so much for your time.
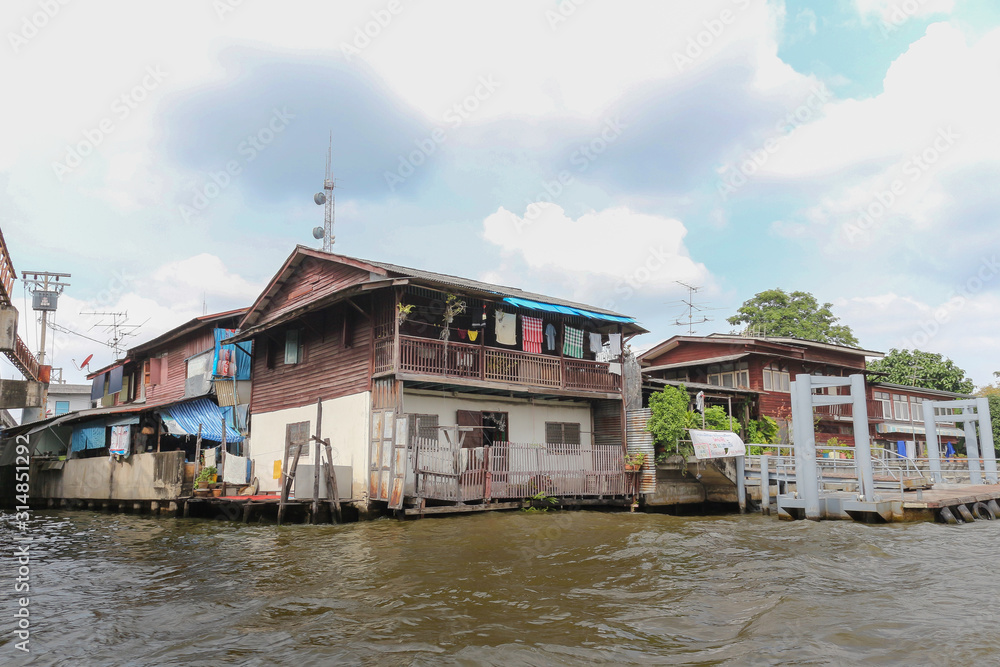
[286,421,310,458]
[564,422,581,445]
[409,414,439,445]
[456,410,482,448]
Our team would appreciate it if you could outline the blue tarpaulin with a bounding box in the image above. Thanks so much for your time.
[71,421,107,452]
[90,373,106,400]
[213,328,252,380]
[108,365,124,395]
[501,297,635,324]
[161,398,243,442]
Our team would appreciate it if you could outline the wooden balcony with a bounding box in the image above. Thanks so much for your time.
[374,334,622,396]
[814,400,885,421]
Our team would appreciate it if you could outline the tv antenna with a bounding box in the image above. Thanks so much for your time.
[668,281,715,335]
[312,134,337,252]
[80,311,147,359]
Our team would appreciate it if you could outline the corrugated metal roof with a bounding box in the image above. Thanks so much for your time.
[643,353,750,372]
[161,397,243,442]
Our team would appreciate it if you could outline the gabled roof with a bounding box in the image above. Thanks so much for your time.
[238,246,648,335]
[638,334,882,363]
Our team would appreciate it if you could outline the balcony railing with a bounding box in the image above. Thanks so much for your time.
[414,441,631,502]
[814,400,885,421]
[383,335,621,394]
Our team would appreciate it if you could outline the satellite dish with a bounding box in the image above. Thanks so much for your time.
[312,227,325,240]
[82,353,94,368]
[314,192,327,205]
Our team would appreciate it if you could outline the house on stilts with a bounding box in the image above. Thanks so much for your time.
[229,246,647,516]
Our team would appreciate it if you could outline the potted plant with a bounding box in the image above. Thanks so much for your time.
[195,466,217,497]
[625,452,646,471]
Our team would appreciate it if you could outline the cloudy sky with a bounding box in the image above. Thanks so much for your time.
[2,0,999,387]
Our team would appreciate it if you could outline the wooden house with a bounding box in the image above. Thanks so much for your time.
[230,246,647,513]
[639,334,885,444]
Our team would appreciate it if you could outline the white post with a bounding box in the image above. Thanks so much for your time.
[850,374,876,501]
[964,406,983,485]
[792,376,820,520]
[736,455,746,514]
[924,403,944,483]
[977,397,998,484]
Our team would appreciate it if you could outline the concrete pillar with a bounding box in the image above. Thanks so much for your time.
[792,376,820,520]
[736,455,746,514]
[924,405,943,483]
[964,407,983,485]
[150,501,160,514]
[850,374,876,501]
[976,397,997,484]
[760,454,770,515]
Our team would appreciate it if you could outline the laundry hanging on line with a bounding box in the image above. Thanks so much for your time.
[522,316,543,354]
[495,310,517,345]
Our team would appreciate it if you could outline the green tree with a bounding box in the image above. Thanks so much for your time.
[976,373,1000,455]
[647,385,690,450]
[868,348,974,394]
[727,288,859,347]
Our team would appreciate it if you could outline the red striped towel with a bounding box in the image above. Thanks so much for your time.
[522,316,543,354]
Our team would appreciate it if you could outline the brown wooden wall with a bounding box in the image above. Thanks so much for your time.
[256,257,372,328]
[250,300,373,414]
[143,329,216,405]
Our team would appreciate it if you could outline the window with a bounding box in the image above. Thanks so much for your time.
[545,422,581,454]
[874,391,891,419]
[707,361,750,389]
[55,401,69,415]
[762,363,790,392]
[911,397,924,422]
[408,413,439,445]
[285,329,303,365]
[285,421,311,458]
[892,394,910,421]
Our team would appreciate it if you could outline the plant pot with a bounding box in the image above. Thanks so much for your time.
[211,488,223,498]
[625,464,641,472]
[193,489,210,498]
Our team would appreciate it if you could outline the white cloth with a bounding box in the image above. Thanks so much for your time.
[204,447,217,470]
[495,310,517,345]
[222,454,249,484]
[589,332,603,353]
[608,362,622,375]
[608,333,622,356]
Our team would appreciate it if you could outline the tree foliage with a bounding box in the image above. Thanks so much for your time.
[647,385,690,449]
[976,374,1000,455]
[868,348,974,394]
[727,288,859,347]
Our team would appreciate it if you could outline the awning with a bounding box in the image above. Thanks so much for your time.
[160,398,243,442]
[501,296,635,324]
[876,423,964,438]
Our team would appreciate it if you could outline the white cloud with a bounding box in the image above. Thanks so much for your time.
[481,202,712,313]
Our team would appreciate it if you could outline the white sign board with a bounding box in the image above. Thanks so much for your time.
[689,429,746,459]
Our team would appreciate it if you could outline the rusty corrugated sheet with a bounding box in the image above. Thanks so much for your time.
[626,409,656,494]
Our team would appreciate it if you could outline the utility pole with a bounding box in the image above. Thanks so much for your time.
[21,271,71,365]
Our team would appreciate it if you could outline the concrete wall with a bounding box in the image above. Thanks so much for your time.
[248,391,370,497]
[30,451,185,501]
[402,390,593,446]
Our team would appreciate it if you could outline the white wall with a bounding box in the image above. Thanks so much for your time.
[248,392,370,497]
[402,390,593,446]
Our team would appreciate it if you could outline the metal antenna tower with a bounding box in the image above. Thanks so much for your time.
[669,281,713,335]
[80,311,145,359]
[21,270,71,365]
[312,134,337,251]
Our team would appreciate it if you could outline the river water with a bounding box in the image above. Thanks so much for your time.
[1,509,997,666]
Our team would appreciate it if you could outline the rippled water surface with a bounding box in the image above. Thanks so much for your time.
[1,509,998,666]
